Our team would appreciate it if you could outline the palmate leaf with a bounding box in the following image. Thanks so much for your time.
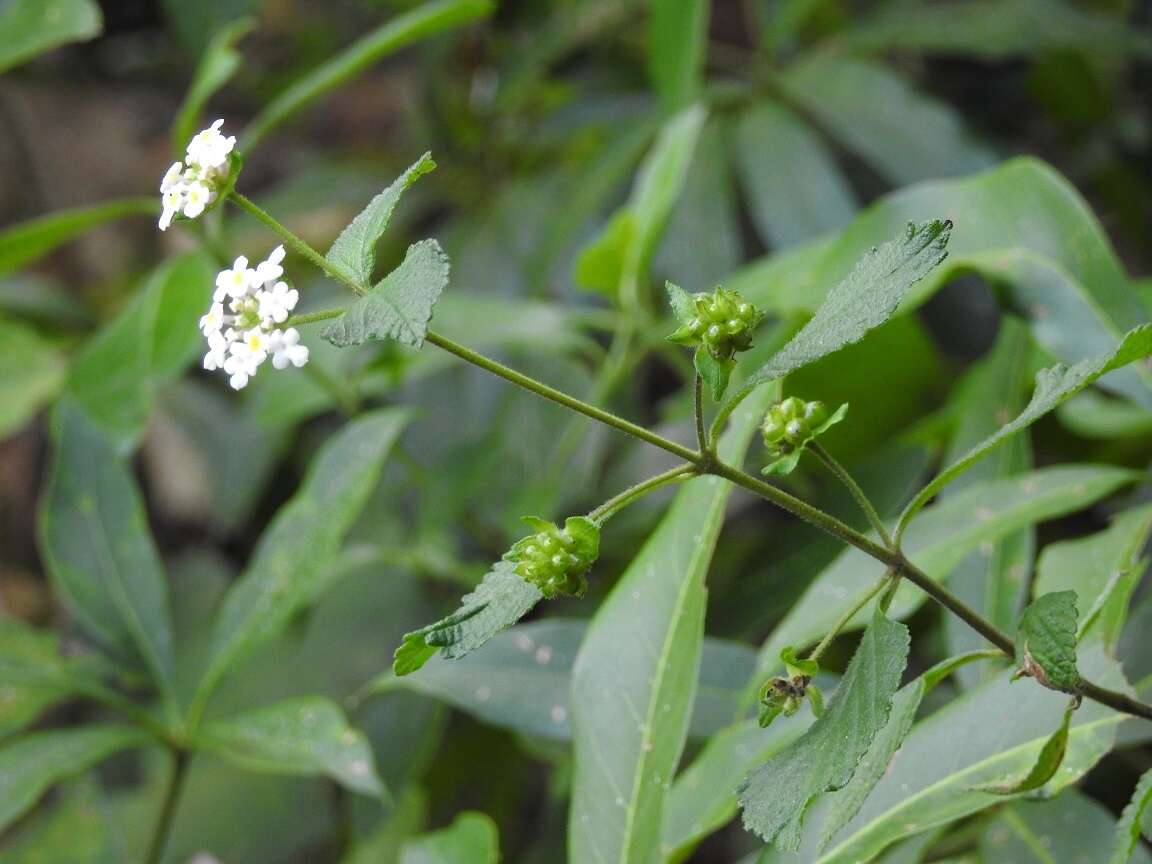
[1016,591,1080,694]
[739,610,910,850]
[723,220,951,412]
[322,239,450,349]
[1110,766,1152,864]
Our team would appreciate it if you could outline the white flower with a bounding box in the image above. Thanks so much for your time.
[255,245,286,284]
[203,330,229,371]
[199,302,226,335]
[186,119,236,171]
[182,181,213,219]
[158,120,235,231]
[257,281,298,324]
[160,162,184,193]
[159,188,183,231]
[215,256,253,302]
[269,328,309,369]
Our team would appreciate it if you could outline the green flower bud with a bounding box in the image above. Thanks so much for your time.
[506,516,600,599]
[761,398,850,476]
[665,285,764,361]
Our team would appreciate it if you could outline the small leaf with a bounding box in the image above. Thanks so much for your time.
[738,609,910,850]
[1109,766,1152,864]
[1016,591,1080,694]
[400,811,500,864]
[198,697,384,797]
[0,0,102,75]
[780,647,819,679]
[726,220,951,412]
[325,153,437,287]
[974,698,1077,795]
[574,210,633,296]
[695,348,734,401]
[665,281,695,324]
[171,18,255,154]
[323,239,449,349]
[0,725,148,832]
[393,561,542,676]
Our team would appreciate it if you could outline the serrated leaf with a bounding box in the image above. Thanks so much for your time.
[198,697,384,797]
[323,239,449,349]
[171,18,255,154]
[725,220,951,412]
[0,726,148,832]
[695,348,733,401]
[739,610,910,850]
[1109,766,1152,864]
[400,811,500,864]
[325,153,436,288]
[37,400,176,713]
[194,409,409,712]
[1017,591,1080,694]
[394,561,542,677]
[666,281,695,325]
[975,699,1076,795]
[0,0,102,74]
[899,325,1152,532]
[0,316,66,440]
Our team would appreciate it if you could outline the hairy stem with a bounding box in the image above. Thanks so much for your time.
[693,373,709,456]
[588,463,697,523]
[807,571,894,664]
[145,749,190,864]
[809,441,894,549]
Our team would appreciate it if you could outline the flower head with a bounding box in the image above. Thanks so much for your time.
[157,119,236,231]
[505,516,600,598]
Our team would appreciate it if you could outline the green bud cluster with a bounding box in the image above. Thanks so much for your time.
[762,397,828,454]
[668,287,764,360]
[506,516,600,599]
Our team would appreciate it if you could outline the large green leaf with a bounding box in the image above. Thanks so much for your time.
[0,198,153,278]
[733,100,857,250]
[647,0,708,112]
[38,401,177,713]
[171,17,255,154]
[0,0,102,74]
[67,251,215,448]
[0,726,148,833]
[739,611,910,850]
[376,619,757,740]
[192,408,409,714]
[400,811,500,864]
[0,316,66,440]
[755,464,1138,681]
[198,696,384,797]
[724,220,951,411]
[567,382,775,864]
[322,239,449,349]
[242,0,494,149]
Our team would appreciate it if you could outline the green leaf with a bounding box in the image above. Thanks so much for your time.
[648,0,708,112]
[0,0,102,74]
[325,153,437,288]
[695,348,734,401]
[739,610,910,850]
[0,618,77,738]
[194,409,409,712]
[242,0,493,150]
[0,198,153,278]
[67,251,215,448]
[38,400,177,712]
[567,379,776,864]
[666,281,695,324]
[375,619,758,740]
[1016,591,1080,694]
[899,325,1152,534]
[1,780,120,864]
[323,239,449,349]
[1110,767,1152,864]
[1058,389,1152,439]
[725,220,951,412]
[198,697,384,797]
[985,791,1152,864]
[393,561,542,677]
[574,211,634,296]
[171,17,255,154]
[975,699,1077,795]
[400,811,500,864]
[0,316,65,440]
[0,725,148,832]
[733,100,857,250]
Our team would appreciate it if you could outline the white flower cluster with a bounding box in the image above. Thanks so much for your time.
[159,119,236,231]
[199,246,310,390]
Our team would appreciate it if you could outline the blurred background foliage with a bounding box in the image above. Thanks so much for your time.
[2,0,1152,861]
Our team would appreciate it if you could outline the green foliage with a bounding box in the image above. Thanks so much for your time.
[648,0,708,111]
[171,17,255,154]
[400,811,500,864]
[505,515,599,598]
[0,317,65,440]
[0,0,102,74]
[1015,591,1080,695]
[1110,767,1152,864]
[985,791,1152,864]
[976,698,1077,795]
[667,282,765,398]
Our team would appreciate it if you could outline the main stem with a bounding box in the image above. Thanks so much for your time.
[146,749,189,864]
[810,442,894,549]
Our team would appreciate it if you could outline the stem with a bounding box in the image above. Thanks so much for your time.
[588,463,696,523]
[809,442,894,549]
[693,374,709,456]
[807,572,894,664]
[145,749,189,864]
[304,361,359,415]
[288,307,345,326]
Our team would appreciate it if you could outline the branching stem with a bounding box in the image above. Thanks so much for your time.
[588,463,697,523]
[809,442,894,549]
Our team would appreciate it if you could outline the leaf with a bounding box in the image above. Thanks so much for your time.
[975,699,1077,795]
[725,220,951,412]
[0,725,148,832]
[0,618,75,738]
[898,325,1152,533]
[38,400,177,712]
[198,697,384,797]
[733,100,857,250]
[325,153,437,288]
[375,619,757,740]
[66,251,215,448]
[0,0,102,74]
[193,409,409,712]
[574,210,634,296]
[171,17,255,154]
[0,198,153,278]
[648,0,708,112]
[0,316,65,440]
[695,348,734,401]
[1110,767,1152,864]
[323,239,449,349]
[1016,591,1080,694]
[400,811,500,864]
[739,610,910,850]
[566,380,776,864]
[393,561,542,677]
[779,54,995,186]
[242,0,494,150]
[1,779,120,864]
